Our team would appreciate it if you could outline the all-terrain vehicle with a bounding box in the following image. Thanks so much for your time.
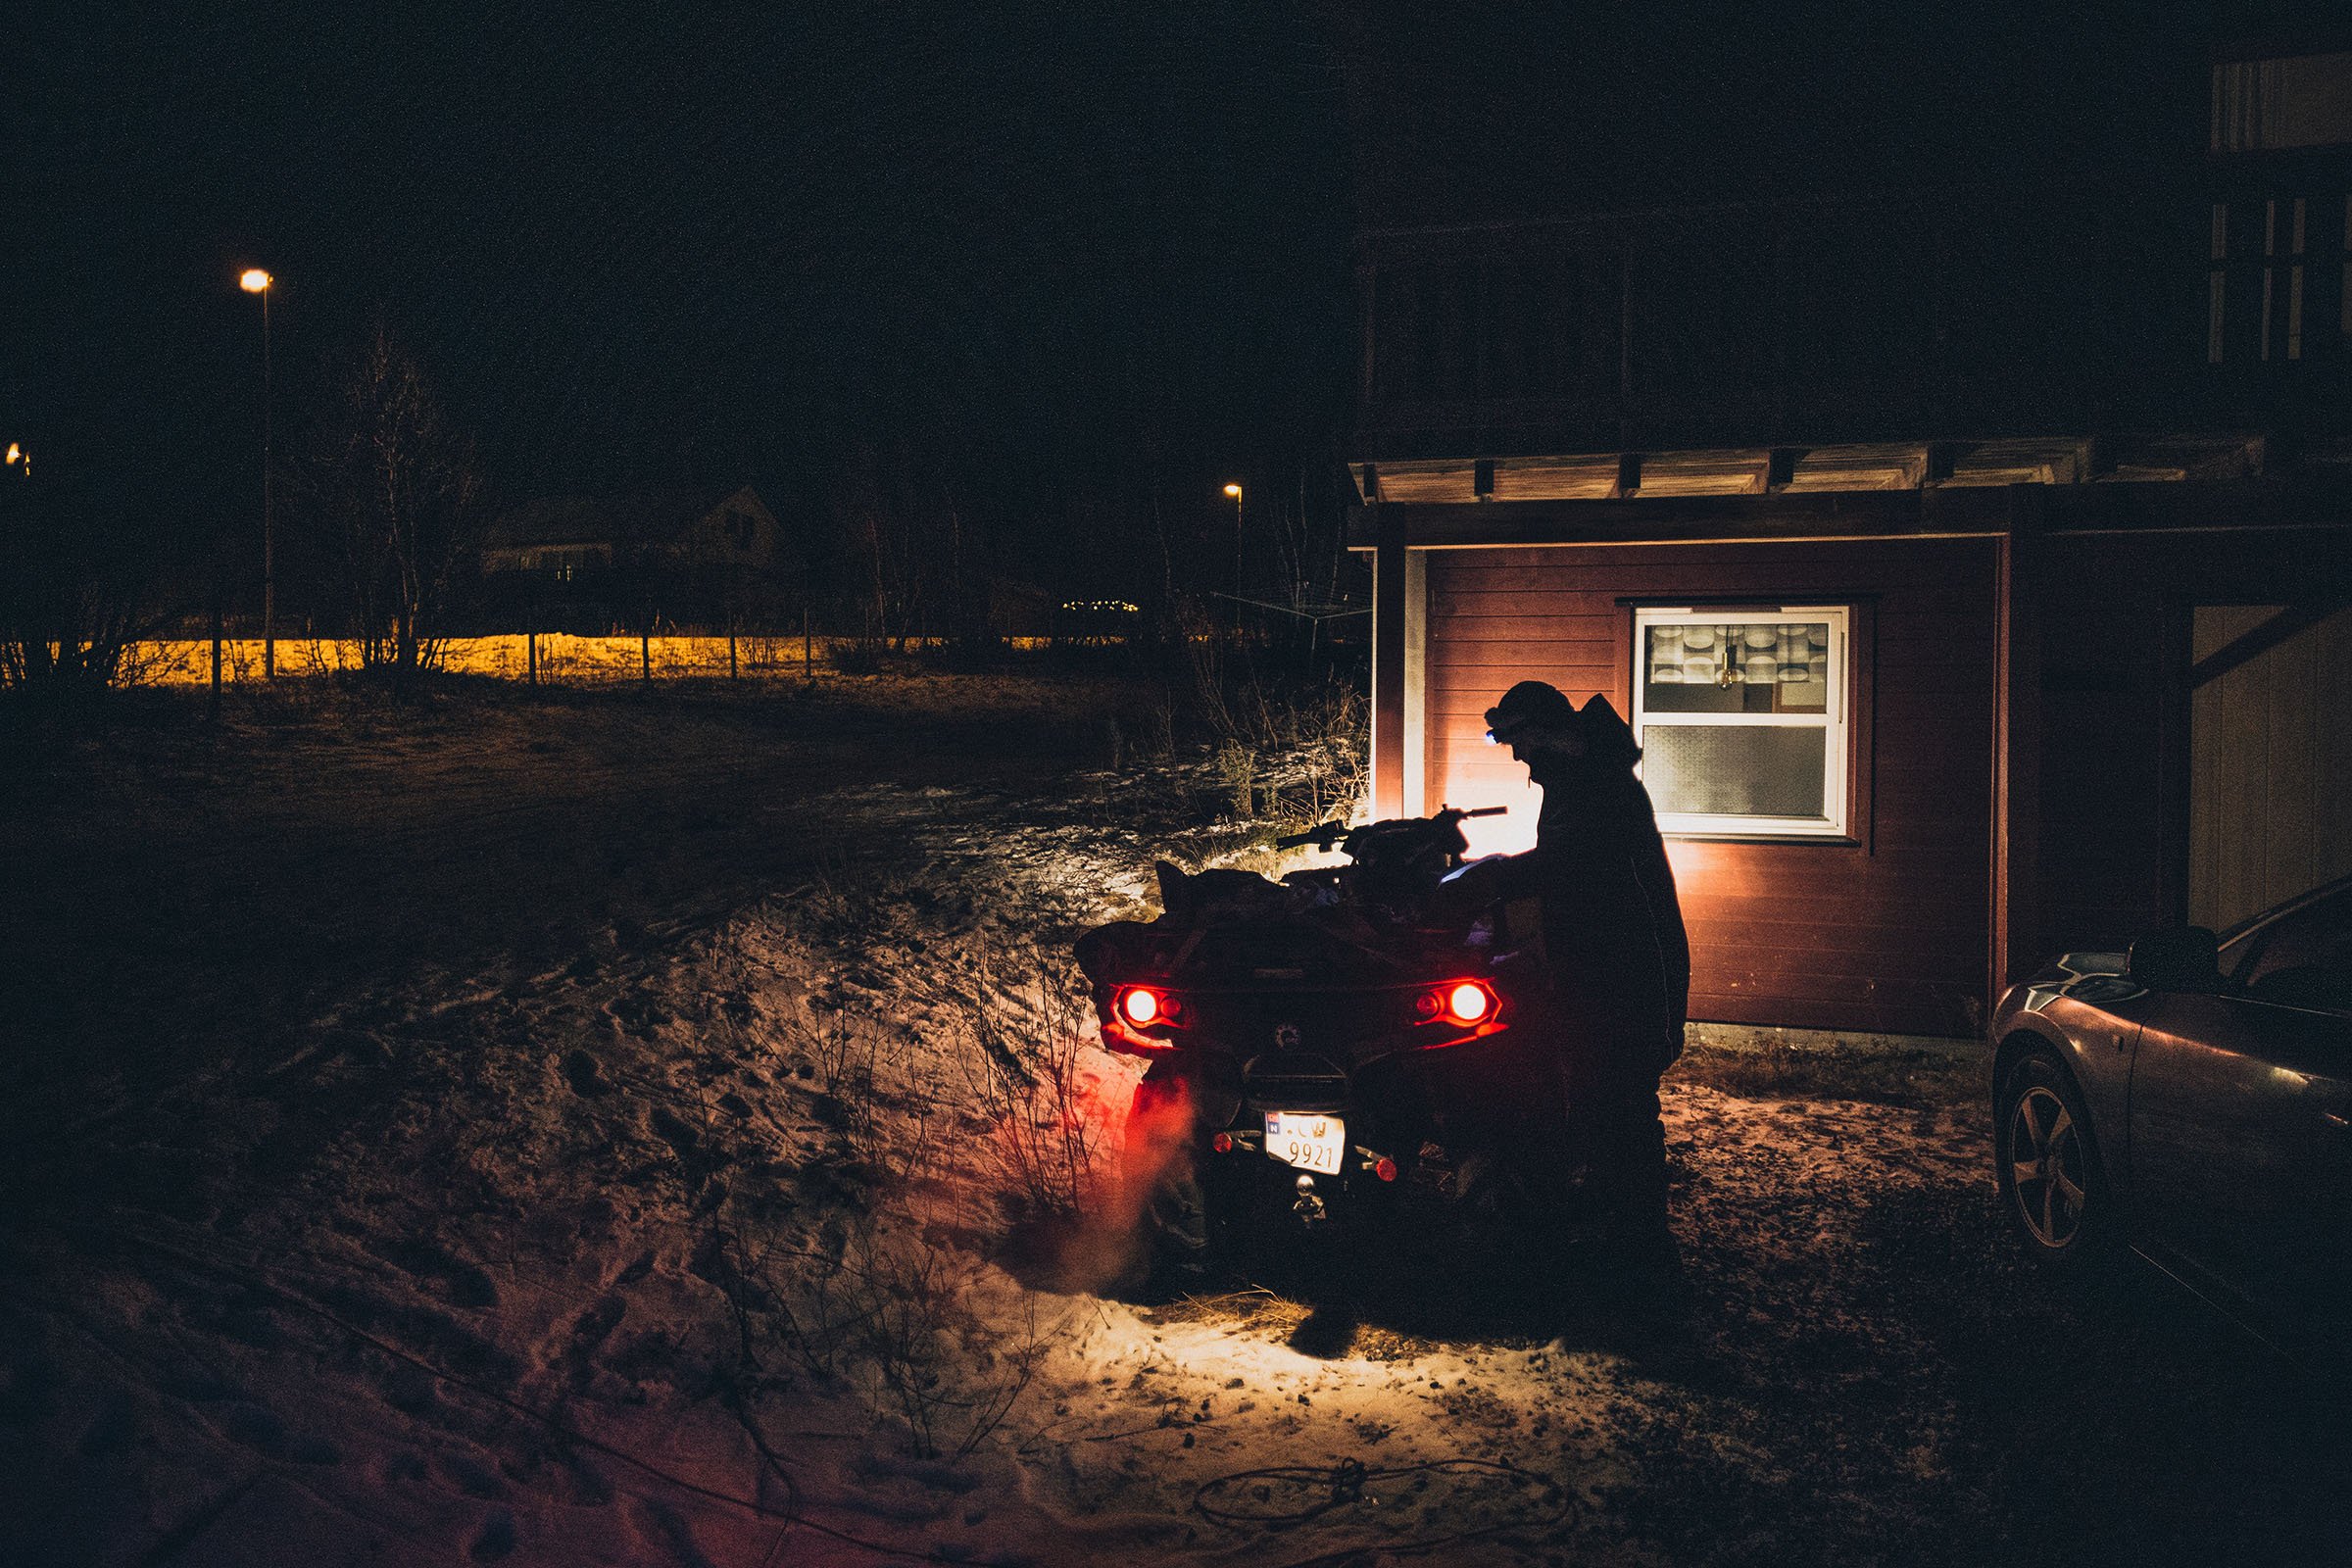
[1076,808,1573,1276]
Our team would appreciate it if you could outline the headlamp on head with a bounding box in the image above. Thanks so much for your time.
[1484,680,1575,749]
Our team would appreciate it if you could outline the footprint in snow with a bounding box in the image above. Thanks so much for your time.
[75,1394,135,1459]
[217,1401,340,1465]
[442,1450,507,1498]
[570,1295,626,1351]
[563,1050,611,1097]
[469,1506,518,1562]
[381,1361,438,1414]
[371,1235,500,1310]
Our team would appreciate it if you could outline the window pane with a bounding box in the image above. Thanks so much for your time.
[1643,621,1829,713]
[1642,724,1830,820]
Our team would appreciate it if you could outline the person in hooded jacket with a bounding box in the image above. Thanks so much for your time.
[1483,679,1691,1280]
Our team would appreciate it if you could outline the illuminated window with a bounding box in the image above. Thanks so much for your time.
[1632,606,1851,838]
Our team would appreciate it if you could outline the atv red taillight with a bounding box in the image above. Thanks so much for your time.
[1415,980,1498,1028]
[1444,982,1493,1025]
[1118,985,1179,1027]
[1104,987,1187,1054]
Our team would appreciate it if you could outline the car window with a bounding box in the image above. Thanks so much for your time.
[2237,889,2352,1012]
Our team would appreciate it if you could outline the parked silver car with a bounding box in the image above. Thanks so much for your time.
[1988,876,2352,1367]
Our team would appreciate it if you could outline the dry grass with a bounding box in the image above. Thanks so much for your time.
[1667,1036,1979,1109]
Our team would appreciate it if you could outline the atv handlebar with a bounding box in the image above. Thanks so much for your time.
[1274,805,1506,852]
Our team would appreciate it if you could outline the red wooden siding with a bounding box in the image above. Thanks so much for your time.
[1423,538,1998,1037]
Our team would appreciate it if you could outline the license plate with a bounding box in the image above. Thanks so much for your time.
[1264,1112,1346,1175]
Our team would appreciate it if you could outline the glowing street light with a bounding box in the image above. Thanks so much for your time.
[4,442,24,474]
[240,269,276,678]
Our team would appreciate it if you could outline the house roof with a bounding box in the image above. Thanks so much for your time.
[1349,435,2273,506]
[486,491,746,550]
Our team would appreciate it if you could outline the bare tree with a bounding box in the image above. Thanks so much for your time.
[0,459,170,712]
[302,320,482,696]
[830,441,989,656]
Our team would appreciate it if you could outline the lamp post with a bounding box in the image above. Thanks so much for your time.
[240,268,275,679]
[1222,482,1243,633]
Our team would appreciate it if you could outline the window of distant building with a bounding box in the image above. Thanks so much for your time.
[2210,191,2335,365]
[2255,197,2310,362]
[2210,203,2230,364]
[2209,49,2350,367]
[1632,606,1852,839]
[2212,53,2352,155]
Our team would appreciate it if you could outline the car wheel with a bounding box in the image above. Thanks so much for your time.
[1994,1051,2108,1265]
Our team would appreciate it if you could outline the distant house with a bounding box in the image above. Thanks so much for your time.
[480,486,791,625]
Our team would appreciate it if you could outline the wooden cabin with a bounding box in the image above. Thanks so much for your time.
[1350,42,2352,1040]
[479,486,792,629]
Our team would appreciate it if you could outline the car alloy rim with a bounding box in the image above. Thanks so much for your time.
[2008,1084,2087,1249]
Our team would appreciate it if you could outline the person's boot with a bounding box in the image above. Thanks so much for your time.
[1587,1152,1690,1315]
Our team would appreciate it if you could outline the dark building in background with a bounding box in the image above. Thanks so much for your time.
[1350,31,2352,1038]
[478,487,793,631]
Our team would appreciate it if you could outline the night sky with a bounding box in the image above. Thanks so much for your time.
[10,1,2324,596]
[20,3,1355,593]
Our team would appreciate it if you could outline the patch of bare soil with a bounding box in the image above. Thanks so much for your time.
[2,678,2343,1568]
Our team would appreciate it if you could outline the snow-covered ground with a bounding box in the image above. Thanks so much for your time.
[3,676,2341,1567]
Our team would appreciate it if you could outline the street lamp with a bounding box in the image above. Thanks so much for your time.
[240,268,275,679]
[1222,482,1243,633]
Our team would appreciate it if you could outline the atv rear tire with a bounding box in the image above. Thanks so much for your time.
[1128,1068,1211,1279]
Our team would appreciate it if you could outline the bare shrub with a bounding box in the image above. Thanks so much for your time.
[713,1130,1055,1461]
[1133,691,1178,763]
[1194,672,1366,828]
[798,1005,888,1152]
[831,638,886,675]
[843,1224,1050,1460]
[297,318,484,695]
[0,466,172,709]
[952,959,1111,1225]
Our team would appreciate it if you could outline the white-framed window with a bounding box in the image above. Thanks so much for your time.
[1632,605,1851,838]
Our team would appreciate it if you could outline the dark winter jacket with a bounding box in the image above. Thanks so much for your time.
[1511,698,1691,1070]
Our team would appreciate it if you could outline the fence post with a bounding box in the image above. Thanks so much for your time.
[640,626,652,685]
[803,602,813,682]
[208,594,223,724]
[728,620,738,682]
